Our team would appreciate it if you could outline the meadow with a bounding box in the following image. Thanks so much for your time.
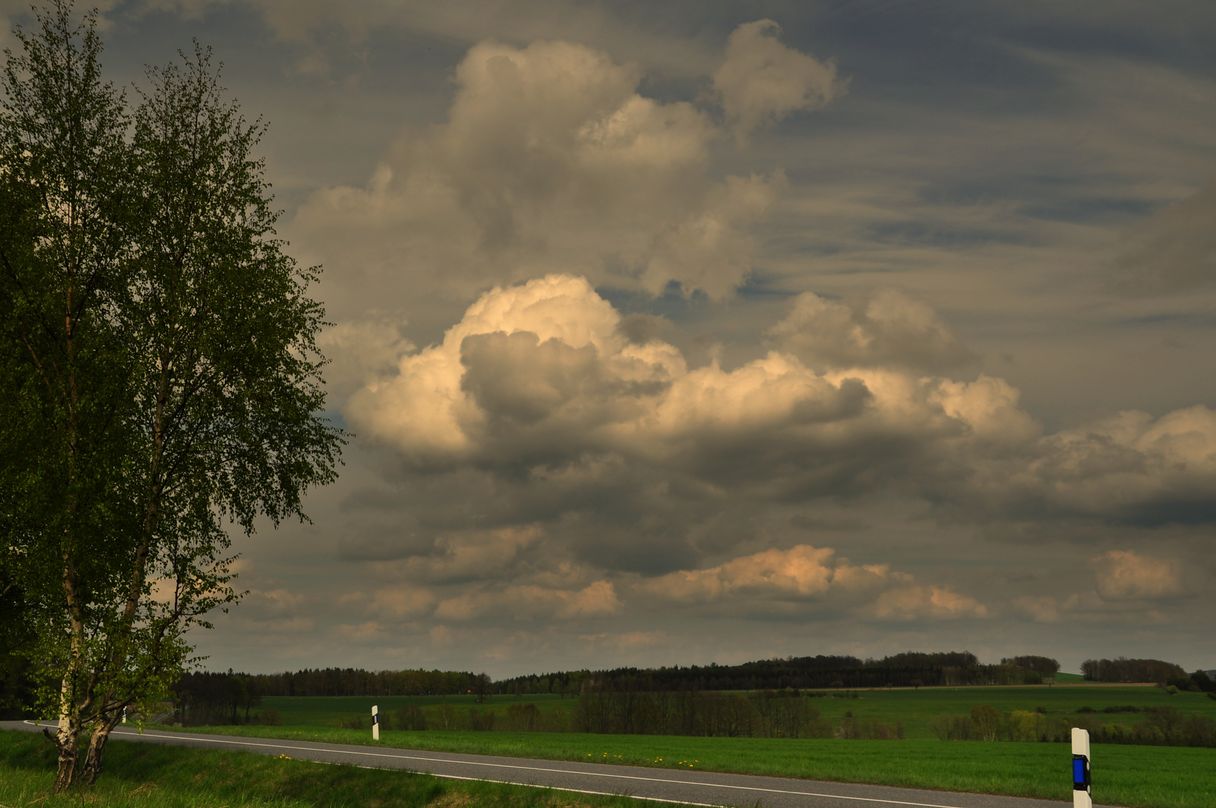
[167,684,1216,808]
[253,683,1216,740]
[0,730,668,808]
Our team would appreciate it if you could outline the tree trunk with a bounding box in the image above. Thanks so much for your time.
[52,681,80,792]
[80,713,120,785]
[54,553,87,792]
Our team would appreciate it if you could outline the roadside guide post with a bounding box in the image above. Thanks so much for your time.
[1072,727,1092,808]
[372,705,380,741]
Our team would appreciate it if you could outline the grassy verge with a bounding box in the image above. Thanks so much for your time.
[0,731,671,808]
[166,724,1216,808]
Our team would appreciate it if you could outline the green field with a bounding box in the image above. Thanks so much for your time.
[159,684,1216,808]
[0,730,667,808]
[254,684,1216,740]
[151,723,1216,808]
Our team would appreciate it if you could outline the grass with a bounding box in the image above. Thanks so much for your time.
[795,685,1216,739]
[255,684,1216,740]
[0,730,673,808]
[167,723,1216,808]
[171,682,1216,808]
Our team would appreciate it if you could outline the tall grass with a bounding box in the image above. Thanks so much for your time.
[0,731,667,808]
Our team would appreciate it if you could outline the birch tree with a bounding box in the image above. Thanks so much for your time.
[0,2,343,789]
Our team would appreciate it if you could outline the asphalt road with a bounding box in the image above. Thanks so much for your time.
[1,720,1095,808]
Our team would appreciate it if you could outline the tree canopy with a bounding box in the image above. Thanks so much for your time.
[0,1,343,790]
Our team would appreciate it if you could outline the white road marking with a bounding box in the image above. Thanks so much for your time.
[22,721,979,808]
[312,759,728,807]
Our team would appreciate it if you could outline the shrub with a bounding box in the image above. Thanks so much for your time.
[970,705,1001,741]
[930,715,974,741]
[395,705,428,731]
[255,708,281,726]
[504,703,540,731]
[468,707,496,731]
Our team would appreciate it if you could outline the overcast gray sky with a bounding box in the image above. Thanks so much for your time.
[12,0,1213,677]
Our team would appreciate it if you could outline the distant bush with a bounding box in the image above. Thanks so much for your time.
[395,705,427,731]
[433,704,458,730]
[930,715,976,741]
[468,708,496,731]
[340,710,391,731]
[502,703,540,732]
[931,704,1216,747]
[254,709,281,726]
[1191,670,1215,693]
[573,689,832,738]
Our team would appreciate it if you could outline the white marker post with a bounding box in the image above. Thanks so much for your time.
[1072,727,1092,808]
[372,704,380,741]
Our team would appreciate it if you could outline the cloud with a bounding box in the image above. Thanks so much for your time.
[1015,405,1216,522]
[318,316,415,401]
[713,19,845,140]
[641,545,889,602]
[1,1,123,52]
[348,274,1006,480]
[435,579,621,622]
[578,630,666,652]
[1113,183,1216,295]
[869,584,989,621]
[1013,594,1071,623]
[142,0,721,79]
[768,289,976,373]
[1092,549,1184,600]
[346,274,644,462]
[345,275,1216,540]
[348,588,437,619]
[350,273,1216,531]
[393,526,543,583]
[293,32,803,303]
[350,275,893,482]
[641,544,988,623]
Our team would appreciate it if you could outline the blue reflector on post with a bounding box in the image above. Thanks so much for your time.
[1073,755,1089,790]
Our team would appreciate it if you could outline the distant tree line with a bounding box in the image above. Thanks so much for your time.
[247,668,491,697]
[1081,658,1192,685]
[172,672,267,726]
[167,667,491,711]
[497,652,1060,695]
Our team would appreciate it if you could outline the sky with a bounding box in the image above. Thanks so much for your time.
[7,0,1213,678]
